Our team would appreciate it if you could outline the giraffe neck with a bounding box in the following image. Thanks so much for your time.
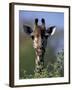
[35,54,44,72]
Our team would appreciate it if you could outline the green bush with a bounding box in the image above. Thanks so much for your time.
[20,49,64,79]
[54,49,64,77]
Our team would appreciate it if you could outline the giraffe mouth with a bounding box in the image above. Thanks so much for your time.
[35,48,42,56]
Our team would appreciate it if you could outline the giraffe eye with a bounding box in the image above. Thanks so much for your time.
[45,35,49,39]
[31,35,34,40]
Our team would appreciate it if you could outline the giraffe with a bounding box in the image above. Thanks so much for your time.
[23,18,56,72]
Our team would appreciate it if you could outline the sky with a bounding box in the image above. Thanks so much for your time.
[19,10,64,30]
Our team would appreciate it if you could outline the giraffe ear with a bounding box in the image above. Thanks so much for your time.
[46,26,56,36]
[23,25,33,35]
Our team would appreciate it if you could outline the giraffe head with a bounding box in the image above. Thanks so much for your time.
[23,18,56,71]
[23,18,56,56]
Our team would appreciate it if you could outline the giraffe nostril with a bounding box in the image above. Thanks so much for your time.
[39,48,41,50]
[39,47,43,50]
[40,47,42,49]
